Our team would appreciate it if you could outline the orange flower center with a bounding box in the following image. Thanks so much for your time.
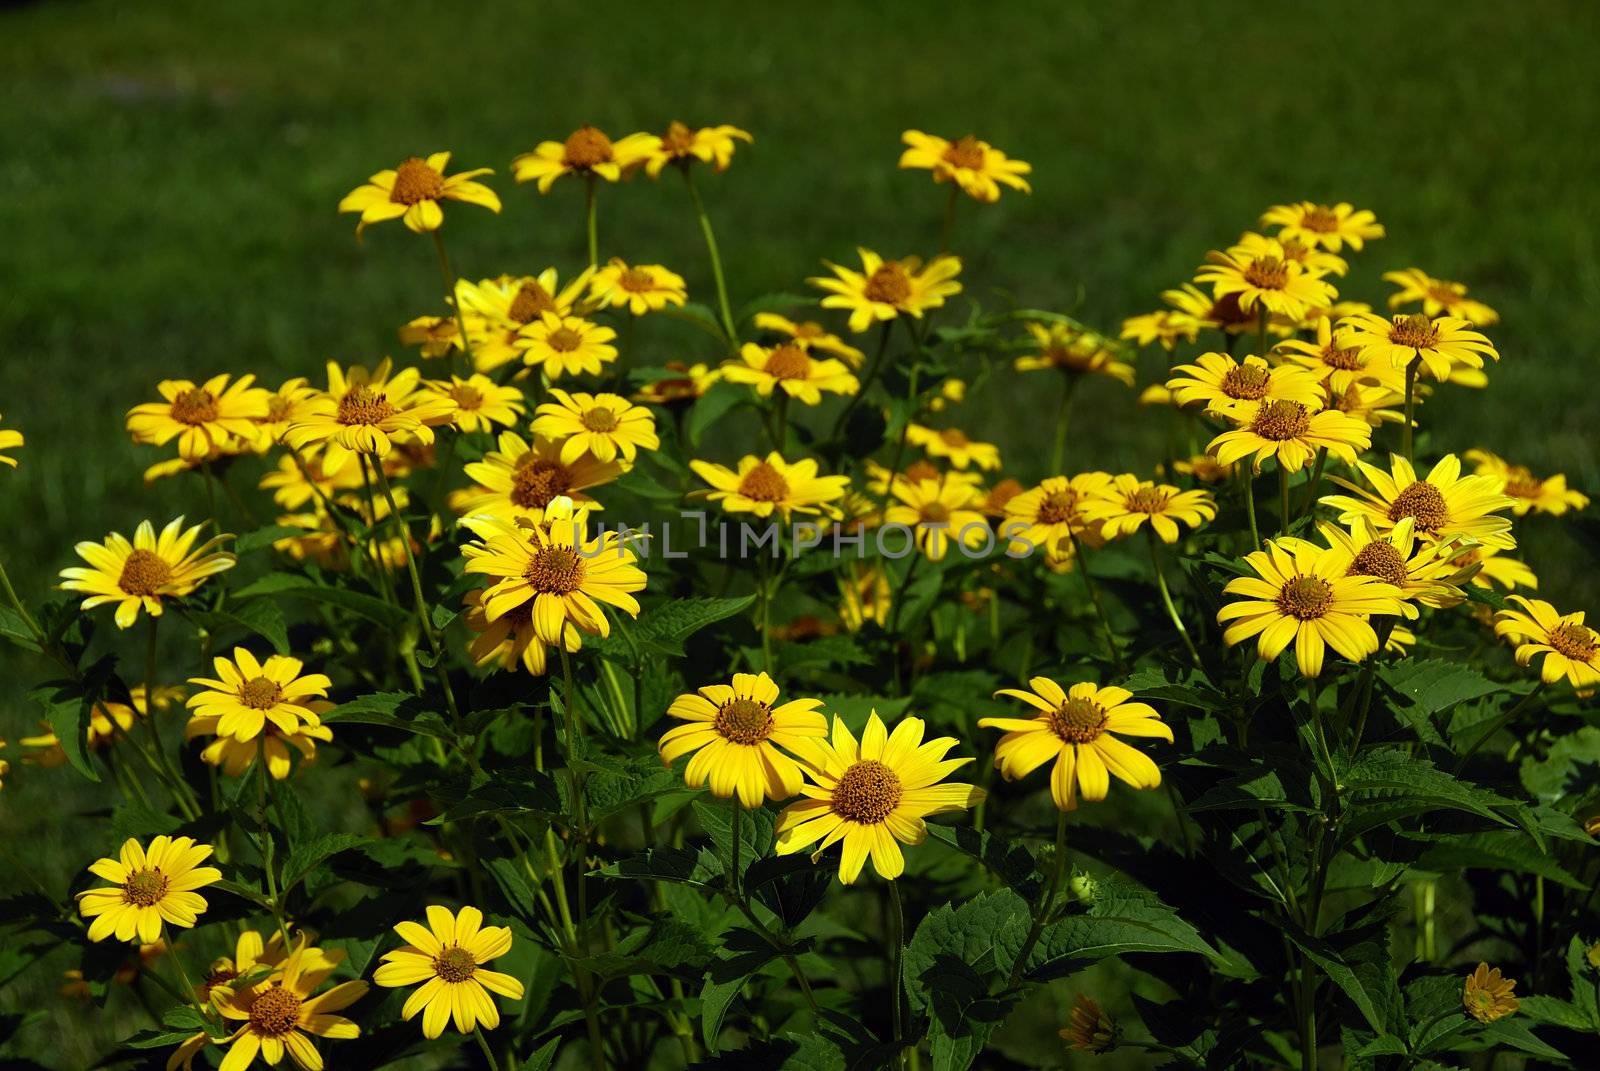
[920,501,951,523]
[831,760,902,823]
[1300,206,1339,233]
[738,462,790,503]
[510,459,572,509]
[240,676,284,710]
[118,549,173,597]
[580,407,619,433]
[265,395,296,422]
[546,327,584,353]
[763,344,813,380]
[170,388,220,425]
[1250,400,1312,441]
[1036,490,1078,526]
[938,428,970,447]
[338,386,396,426]
[1389,313,1439,349]
[1321,345,1364,371]
[1048,697,1106,743]
[562,126,614,169]
[450,383,484,409]
[1387,481,1449,532]
[1125,486,1171,514]
[660,121,696,156]
[1548,621,1597,661]
[248,984,303,1037]
[1220,364,1271,400]
[508,281,556,323]
[790,321,824,340]
[523,546,587,595]
[1501,467,1542,500]
[1277,575,1334,620]
[1426,283,1464,306]
[1243,256,1289,290]
[941,135,986,171]
[714,697,774,745]
[389,158,446,205]
[434,945,477,983]
[864,263,913,305]
[618,267,658,292]
[1349,541,1408,587]
[122,868,169,906]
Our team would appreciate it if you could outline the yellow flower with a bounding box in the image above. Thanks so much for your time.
[1321,454,1517,549]
[250,378,321,450]
[752,313,866,367]
[126,375,271,460]
[774,712,985,883]
[1318,515,1474,618]
[721,342,859,404]
[904,424,1000,471]
[1120,309,1200,352]
[658,672,828,807]
[1217,539,1404,677]
[632,361,724,405]
[1195,235,1338,321]
[419,375,526,434]
[517,311,618,380]
[462,589,549,676]
[398,314,463,359]
[212,938,367,1069]
[185,647,331,743]
[283,359,455,474]
[1016,322,1135,385]
[1173,454,1235,484]
[199,930,287,1006]
[1338,311,1498,382]
[338,152,499,234]
[511,125,655,193]
[898,130,1032,202]
[190,717,331,781]
[1209,398,1373,473]
[1001,474,1114,561]
[1462,963,1518,1023]
[1079,475,1216,543]
[981,678,1171,812]
[838,563,891,631]
[1325,381,1406,428]
[531,389,659,465]
[1494,596,1600,690]
[258,451,364,510]
[1060,992,1118,1053]
[1275,318,1406,394]
[1464,449,1588,517]
[455,269,595,373]
[1161,282,1262,337]
[589,258,688,315]
[884,475,989,561]
[61,517,235,628]
[690,453,851,520]
[0,412,21,467]
[373,905,525,1038]
[1138,384,1173,407]
[809,248,962,334]
[641,121,752,177]
[1232,230,1348,277]
[85,685,185,749]
[1456,544,1538,593]
[460,498,646,649]
[452,431,620,526]
[1384,267,1498,326]
[1260,201,1384,252]
[77,836,221,943]
[1166,353,1322,413]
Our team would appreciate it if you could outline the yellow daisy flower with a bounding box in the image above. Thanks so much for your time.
[1138,384,1173,407]
[455,269,595,373]
[1209,398,1372,474]
[1260,201,1384,252]
[419,375,526,434]
[774,712,985,884]
[1233,230,1348,278]
[1000,473,1113,560]
[452,431,621,526]
[1493,596,1600,690]
[1275,319,1406,394]
[1318,515,1474,617]
[1120,309,1200,352]
[517,311,618,380]
[658,672,828,807]
[460,498,646,649]
[1321,454,1517,550]
[284,359,454,474]
[1161,282,1261,337]
[198,930,288,1006]
[531,389,660,465]
[1338,311,1498,382]
[1384,267,1499,326]
[0,413,22,467]
[838,563,892,631]
[126,375,271,460]
[752,313,866,367]
[373,905,525,1038]
[77,836,221,943]
[980,678,1171,812]
[187,716,331,781]
[462,589,549,676]
[1172,454,1235,484]
[338,152,499,234]
[61,517,235,628]
[1061,992,1118,1053]
[1456,544,1538,593]
[884,475,989,561]
[1016,322,1136,385]
[185,647,331,743]
[1079,475,1216,543]
[640,120,752,177]
[1462,963,1519,1023]
[898,130,1032,203]
[632,361,724,405]
[1217,539,1404,677]
[1463,449,1588,517]
[721,342,859,404]
[212,939,367,1069]
[904,424,1000,471]
[589,258,688,315]
[17,686,183,765]
[258,451,363,511]
[398,314,463,359]
[1195,236,1338,320]
[809,248,962,334]
[690,453,851,520]
[511,125,655,193]
[250,377,321,450]
[1166,353,1322,413]
[1325,381,1405,428]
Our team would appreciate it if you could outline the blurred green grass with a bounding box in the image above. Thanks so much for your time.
[1,0,1598,1062]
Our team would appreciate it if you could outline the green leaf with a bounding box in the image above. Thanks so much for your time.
[0,603,42,652]
[904,889,1031,1013]
[434,769,563,824]
[923,824,1039,895]
[189,598,290,655]
[694,799,773,882]
[1477,1018,1568,1062]
[233,524,305,555]
[635,596,757,657]
[598,847,720,889]
[1375,659,1517,746]
[280,833,369,891]
[321,692,455,741]
[232,572,411,630]
[687,382,748,447]
[1517,995,1593,1030]
[1520,726,1600,801]
[30,677,99,782]
[1025,896,1217,981]
[518,1037,561,1071]
[700,927,782,1050]
[1414,830,1588,889]
[1337,748,1513,837]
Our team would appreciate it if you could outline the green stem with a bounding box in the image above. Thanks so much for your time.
[830,322,892,446]
[1049,374,1080,475]
[159,923,212,1021]
[1069,532,1123,673]
[142,616,200,820]
[888,880,909,1069]
[938,184,958,254]
[1298,448,1328,518]
[683,166,737,345]
[0,554,43,641]
[730,797,742,900]
[473,1026,504,1071]
[430,229,475,372]
[1009,809,1068,985]
[1278,464,1292,533]
[1239,466,1261,551]
[1402,356,1421,464]
[583,176,599,269]
[1147,533,1203,669]
[558,644,591,923]
[373,465,461,728]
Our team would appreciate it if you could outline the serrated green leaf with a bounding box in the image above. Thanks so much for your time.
[905,889,1031,1013]
[232,572,411,630]
[281,832,369,891]
[1414,830,1587,889]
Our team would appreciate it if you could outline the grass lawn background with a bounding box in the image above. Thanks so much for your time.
[1,0,1597,1064]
